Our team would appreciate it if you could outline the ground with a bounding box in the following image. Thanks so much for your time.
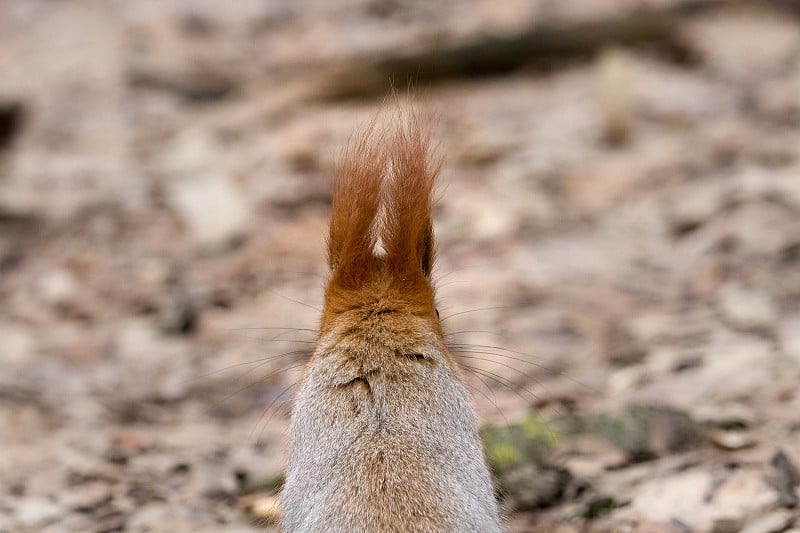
[1,1,799,532]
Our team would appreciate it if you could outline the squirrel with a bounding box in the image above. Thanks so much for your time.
[280,111,504,533]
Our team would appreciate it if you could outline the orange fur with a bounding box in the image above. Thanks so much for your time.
[282,110,503,532]
[322,112,441,336]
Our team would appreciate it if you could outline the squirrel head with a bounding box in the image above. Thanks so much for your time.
[319,113,447,364]
[281,111,504,533]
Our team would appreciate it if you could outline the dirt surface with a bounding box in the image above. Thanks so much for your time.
[1,1,800,532]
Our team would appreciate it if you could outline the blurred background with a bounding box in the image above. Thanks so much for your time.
[1,0,800,531]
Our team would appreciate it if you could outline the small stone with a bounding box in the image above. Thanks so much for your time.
[13,498,63,528]
[135,258,171,289]
[241,493,280,524]
[596,47,634,145]
[666,183,721,237]
[740,510,793,533]
[114,320,163,364]
[629,470,713,530]
[713,469,778,519]
[7,404,55,442]
[39,513,94,533]
[193,459,238,497]
[563,157,645,215]
[36,269,79,309]
[0,323,35,364]
[602,321,647,366]
[166,173,250,252]
[709,431,756,451]
[712,517,744,533]
[156,129,221,178]
[555,435,627,477]
[60,482,111,512]
[111,431,147,454]
[717,284,776,332]
[127,503,171,531]
[778,315,800,363]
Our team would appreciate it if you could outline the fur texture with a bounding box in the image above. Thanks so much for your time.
[281,112,503,533]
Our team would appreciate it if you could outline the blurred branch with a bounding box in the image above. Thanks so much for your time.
[310,0,796,100]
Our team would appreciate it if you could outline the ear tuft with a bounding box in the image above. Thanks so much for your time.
[383,112,440,279]
[327,110,440,289]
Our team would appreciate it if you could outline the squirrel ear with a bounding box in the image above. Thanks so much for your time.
[382,114,440,281]
[327,110,439,288]
[326,122,385,283]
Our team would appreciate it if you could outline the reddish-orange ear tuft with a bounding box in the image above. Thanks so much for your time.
[327,111,440,290]
[327,121,386,288]
[383,113,440,280]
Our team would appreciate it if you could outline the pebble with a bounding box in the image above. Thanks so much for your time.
[778,315,800,363]
[717,284,776,332]
[740,510,794,533]
[596,47,634,145]
[59,481,111,512]
[629,470,713,530]
[713,469,778,519]
[241,493,280,524]
[193,459,238,496]
[127,503,172,532]
[602,321,647,366]
[712,517,743,533]
[556,435,627,477]
[166,173,250,252]
[665,182,721,237]
[13,498,63,528]
[156,129,221,178]
[0,323,35,364]
[36,269,79,309]
[709,431,756,451]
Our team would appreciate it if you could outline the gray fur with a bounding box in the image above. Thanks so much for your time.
[281,331,503,532]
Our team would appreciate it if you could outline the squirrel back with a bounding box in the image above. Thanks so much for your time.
[280,112,503,533]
